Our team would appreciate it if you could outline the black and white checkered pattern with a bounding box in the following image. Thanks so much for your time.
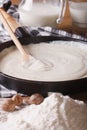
[0,4,87,97]
[0,0,11,10]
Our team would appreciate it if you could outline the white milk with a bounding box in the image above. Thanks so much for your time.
[18,3,58,27]
[69,2,87,28]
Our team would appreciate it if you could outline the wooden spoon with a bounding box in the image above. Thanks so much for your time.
[0,9,46,70]
[0,8,29,61]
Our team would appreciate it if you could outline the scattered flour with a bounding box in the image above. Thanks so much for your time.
[0,93,87,130]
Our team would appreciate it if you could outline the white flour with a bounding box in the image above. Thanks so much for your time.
[0,93,87,130]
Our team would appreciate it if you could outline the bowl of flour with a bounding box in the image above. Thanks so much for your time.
[0,38,87,96]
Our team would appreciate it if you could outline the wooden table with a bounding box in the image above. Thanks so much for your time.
[12,0,20,5]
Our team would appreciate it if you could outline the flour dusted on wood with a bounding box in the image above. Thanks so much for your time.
[0,93,87,130]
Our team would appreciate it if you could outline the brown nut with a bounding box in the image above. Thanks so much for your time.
[12,94,23,106]
[23,96,30,105]
[28,93,44,105]
[1,99,15,112]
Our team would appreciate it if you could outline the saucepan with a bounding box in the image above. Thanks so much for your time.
[0,10,87,97]
[0,34,87,97]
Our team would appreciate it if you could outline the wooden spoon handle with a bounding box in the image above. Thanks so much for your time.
[0,9,29,60]
[0,8,20,32]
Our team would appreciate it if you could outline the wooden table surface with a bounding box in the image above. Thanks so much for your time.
[2,0,86,102]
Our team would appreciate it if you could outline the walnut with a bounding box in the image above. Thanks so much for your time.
[1,99,15,112]
[12,94,23,106]
[23,96,30,105]
[28,93,44,105]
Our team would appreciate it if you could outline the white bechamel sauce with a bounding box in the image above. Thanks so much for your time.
[21,55,51,71]
[0,41,87,81]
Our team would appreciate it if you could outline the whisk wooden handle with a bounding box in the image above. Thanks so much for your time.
[0,8,29,60]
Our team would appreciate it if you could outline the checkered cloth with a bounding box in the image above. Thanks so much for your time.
[0,2,87,97]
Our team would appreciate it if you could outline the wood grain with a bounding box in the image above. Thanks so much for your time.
[12,0,20,5]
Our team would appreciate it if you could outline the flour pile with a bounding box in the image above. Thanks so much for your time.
[0,93,87,130]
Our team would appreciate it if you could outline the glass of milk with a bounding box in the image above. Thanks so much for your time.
[18,0,66,27]
[69,0,87,29]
